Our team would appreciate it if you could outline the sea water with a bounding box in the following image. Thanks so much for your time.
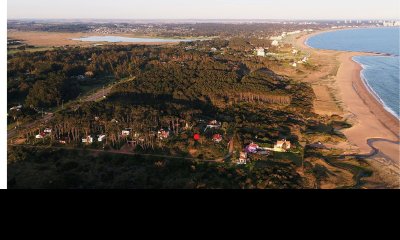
[306,27,400,118]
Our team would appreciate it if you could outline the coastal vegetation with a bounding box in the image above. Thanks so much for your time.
[8,28,381,189]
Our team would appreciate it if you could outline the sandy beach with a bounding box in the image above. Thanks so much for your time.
[295,30,399,165]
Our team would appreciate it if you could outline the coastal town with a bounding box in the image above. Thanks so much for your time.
[6,13,400,189]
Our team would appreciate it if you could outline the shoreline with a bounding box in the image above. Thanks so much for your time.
[305,29,399,120]
[296,29,399,164]
[354,57,400,120]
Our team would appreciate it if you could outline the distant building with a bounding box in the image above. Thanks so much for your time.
[291,62,297,68]
[383,21,400,27]
[255,47,265,57]
[271,40,279,46]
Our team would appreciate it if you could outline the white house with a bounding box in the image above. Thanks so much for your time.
[44,128,52,133]
[274,139,291,152]
[82,136,93,144]
[255,47,265,57]
[237,152,248,165]
[271,40,279,46]
[121,129,131,136]
[9,105,22,111]
[204,120,221,132]
[35,133,45,139]
[98,134,106,142]
[291,62,297,68]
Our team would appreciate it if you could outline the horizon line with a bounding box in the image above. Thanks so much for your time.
[7,18,400,21]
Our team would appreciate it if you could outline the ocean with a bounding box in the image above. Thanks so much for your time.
[306,27,400,119]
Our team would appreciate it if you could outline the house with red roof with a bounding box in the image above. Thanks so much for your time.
[212,134,223,143]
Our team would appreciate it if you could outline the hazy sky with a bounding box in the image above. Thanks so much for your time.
[8,0,400,20]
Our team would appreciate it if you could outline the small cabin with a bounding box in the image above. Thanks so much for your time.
[237,152,248,165]
[44,128,52,133]
[255,47,265,57]
[82,136,93,144]
[274,139,291,152]
[35,132,46,139]
[158,129,170,140]
[121,129,131,136]
[212,134,223,143]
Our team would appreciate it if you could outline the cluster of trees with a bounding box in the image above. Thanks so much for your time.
[232,92,291,105]
[8,45,145,107]
[25,74,80,108]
